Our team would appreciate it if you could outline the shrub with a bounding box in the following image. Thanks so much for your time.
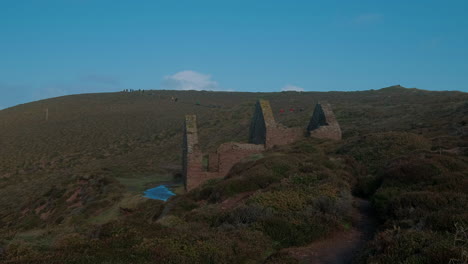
[361,153,468,263]
[264,252,299,264]
[5,241,41,262]
[339,132,432,173]
[254,215,331,247]
[354,174,381,197]
[357,229,457,264]
[219,205,273,227]
[249,189,309,212]
[207,170,283,201]
[382,158,442,185]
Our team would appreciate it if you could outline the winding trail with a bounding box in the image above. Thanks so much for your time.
[284,198,377,264]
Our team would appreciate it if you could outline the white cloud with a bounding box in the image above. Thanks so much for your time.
[352,13,384,25]
[281,84,304,92]
[161,70,220,91]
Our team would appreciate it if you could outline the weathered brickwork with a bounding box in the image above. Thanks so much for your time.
[217,143,265,177]
[183,100,341,191]
[182,115,206,191]
[249,100,305,148]
[208,153,219,172]
[249,100,273,145]
[307,102,342,140]
[182,116,266,191]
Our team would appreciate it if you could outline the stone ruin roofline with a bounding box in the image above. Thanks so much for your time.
[182,100,341,191]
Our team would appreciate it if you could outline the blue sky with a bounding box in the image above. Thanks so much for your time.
[1,0,467,109]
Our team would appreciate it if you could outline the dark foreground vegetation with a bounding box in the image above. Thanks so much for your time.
[341,133,468,264]
[0,86,467,263]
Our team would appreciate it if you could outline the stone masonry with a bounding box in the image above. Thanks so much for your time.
[249,100,304,148]
[182,115,206,191]
[183,100,341,191]
[307,103,342,140]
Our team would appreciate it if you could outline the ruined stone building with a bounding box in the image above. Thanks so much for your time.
[182,100,341,191]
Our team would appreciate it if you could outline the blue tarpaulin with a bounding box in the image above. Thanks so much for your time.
[143,185,175,201]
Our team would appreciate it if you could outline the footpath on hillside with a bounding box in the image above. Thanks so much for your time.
[284,198,377,264]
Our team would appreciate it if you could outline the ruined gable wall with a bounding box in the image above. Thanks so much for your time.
[248,99,303,148]
[308,103,342,140]
[307,103,327,131]
[249,100,267,145]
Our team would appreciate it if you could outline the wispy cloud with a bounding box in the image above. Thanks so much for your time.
[161,70,221,91]
[79,74,120,86]
[281,84,304,92]
[352,13,384,25]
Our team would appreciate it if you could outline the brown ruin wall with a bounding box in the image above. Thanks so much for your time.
[208,153,219,172]
[184,145,205,191]
[217,143,265,178]
[185,164,207,191]
[183,115,208,191]
[267,126,304,148]
[183,101,342,191]
[186,171,221,191]
[186,143,265,190]
[307,102,342,140]
[309,126,342,140]
[250,100,277,145]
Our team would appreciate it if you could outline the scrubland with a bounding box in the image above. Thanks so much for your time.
[0,86,467,263]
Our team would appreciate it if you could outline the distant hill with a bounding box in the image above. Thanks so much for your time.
[0,88,467,263]
[1,88,466,176]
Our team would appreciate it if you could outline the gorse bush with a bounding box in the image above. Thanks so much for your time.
[218,205,273,227]
[356,229,458,264]
[339,132,433,198]
[340,132,432,173]
[356,153,468,263]
[264,252,300,264]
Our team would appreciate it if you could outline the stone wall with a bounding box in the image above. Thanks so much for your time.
[216,143,265,177]
[182,115,206,191]
[249,100,275,145]
[249,99,304,149]
[183,116,265,191]
[308,102,342,140]
[183,100,342,191]
[208,153,219,172]
[269,126,305,147]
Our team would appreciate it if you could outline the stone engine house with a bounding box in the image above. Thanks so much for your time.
[183,100,341,191]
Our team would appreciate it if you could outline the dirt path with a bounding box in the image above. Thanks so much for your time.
[285,198,377,264]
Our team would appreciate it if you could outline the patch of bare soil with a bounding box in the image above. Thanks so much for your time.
[285,198,377,264]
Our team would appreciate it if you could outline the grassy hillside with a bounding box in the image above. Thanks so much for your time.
[0,86,467,263]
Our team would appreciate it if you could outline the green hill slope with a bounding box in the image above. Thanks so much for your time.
[0,87,467,263]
